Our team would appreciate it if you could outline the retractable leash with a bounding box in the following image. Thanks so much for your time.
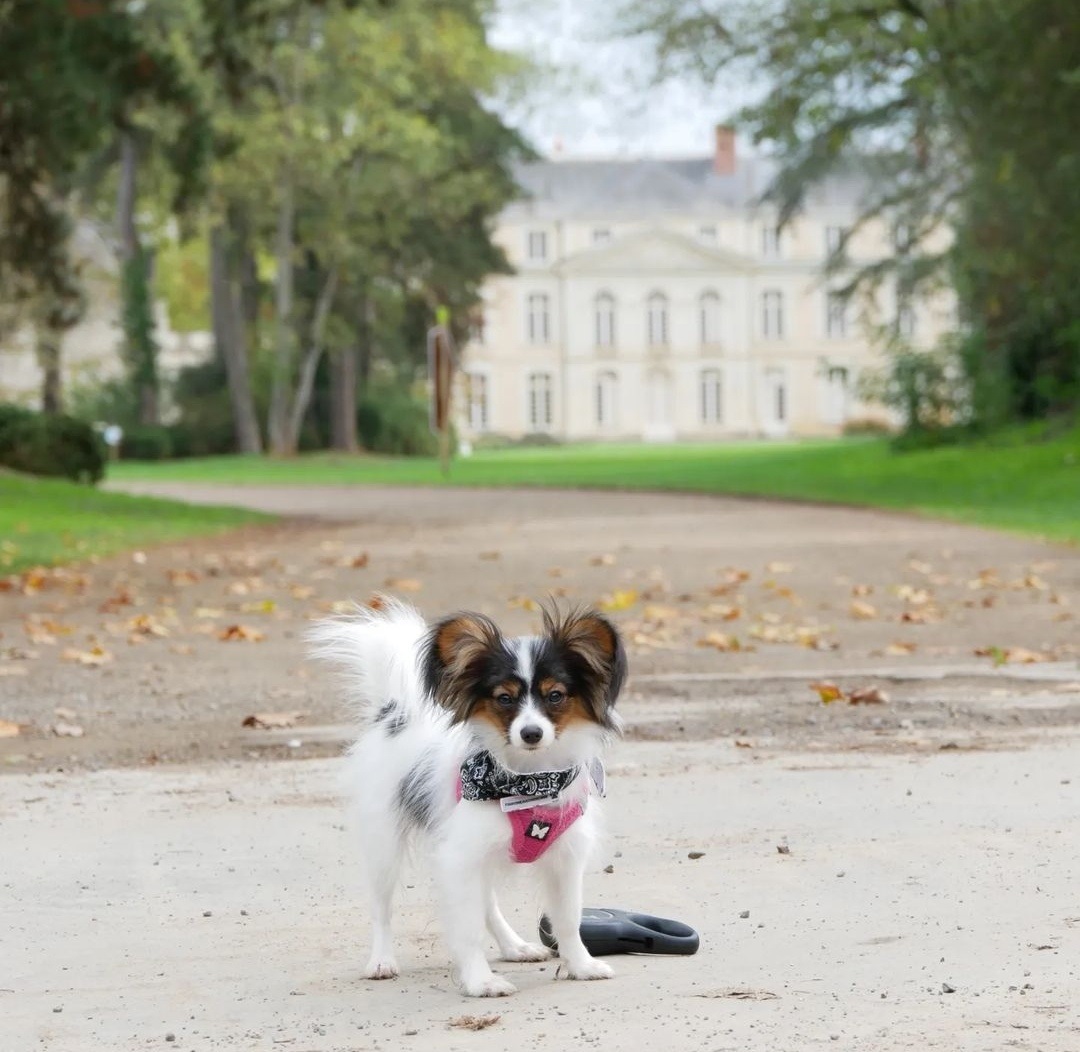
[538,907,700,957]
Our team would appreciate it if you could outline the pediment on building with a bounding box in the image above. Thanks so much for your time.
[557,227,756,276]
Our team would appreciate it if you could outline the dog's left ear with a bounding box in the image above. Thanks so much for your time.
[544,607,627,721]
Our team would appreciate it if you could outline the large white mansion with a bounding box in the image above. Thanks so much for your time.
[457,128,954,442]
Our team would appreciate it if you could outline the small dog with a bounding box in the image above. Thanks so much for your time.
[310,599,627,997]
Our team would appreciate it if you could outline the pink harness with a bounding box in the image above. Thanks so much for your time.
[455,774,588,864]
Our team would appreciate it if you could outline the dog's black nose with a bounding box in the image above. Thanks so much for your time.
[520,724,544,745]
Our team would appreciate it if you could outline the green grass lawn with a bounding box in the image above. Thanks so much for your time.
[109,428,1080,544]
[0,472,269,574]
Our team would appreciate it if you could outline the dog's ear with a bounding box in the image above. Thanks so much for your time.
[543,607,627,725]
[422,612,505,722]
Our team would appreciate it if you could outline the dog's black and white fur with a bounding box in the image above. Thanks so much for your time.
[310,599,627,997]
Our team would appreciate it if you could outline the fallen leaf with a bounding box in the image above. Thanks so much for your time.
[384,577,422,593]
[884,641,917,656]
[900,609,937,624]
[218,624,265,643]
[811,681,843,704]
[734,739,753,748]
[289,584,315,600]
[599,589,638,613]
[507,595,539,611]
[195,607,225,619]
[696,988,778,1001]
[170,643,195,656]
[589,554,616,567]
[127,614,169,637]
[478,551,501,561]
[61,646,113,666]
[698,631,744,652]
[99,588,135,613]
[850,599,878,620]
[852,583,873,597]
[974,645,1049,665]
[547,567,564,578]
[240,599,277,614]
[347,552,370,569]
[167,569,200,586]
[449,1015,501,1031]
[765,561,793,574]
[52,721,85,737]
[54,707,77,720]
[0,719,21,738]
[848,686,889,705]
[242,711,308,729]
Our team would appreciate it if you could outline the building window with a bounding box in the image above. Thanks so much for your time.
[526,292,550,345]
[826,292,848,339]
[766,367,787,424]
[761,225,781,257]
[466,373,489,431]
[897,302,917,338]
[527,372,553,431]
[594,292,616,349]
[761,290,784,339]
[699,291,722,346]
[595,370,618,428]
[527,229,548,262]
[592,228,611,245]
[822,365,849,426]
[699,224,717,243]
[700,368,722,424]
[647,292,669,347]
[825,225,847,256]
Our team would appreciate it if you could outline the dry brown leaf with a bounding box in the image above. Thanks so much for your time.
[23,622,57,645]
[734,739,753,749]
[698,631,744,652]
[242,711,308,729]
[850,599,878,620]
[848,686,889,705]
[478,551,501,561]
[289,584,316,600]
[507,595,539,611]
[0,719,21,737]
[448,1015,501,1031]
[54,706,77,721]
[384,577,422,593]
[218,624,265,643]
[765,561,793,574]
[810,681,843,704]
[884,641,918,656]
[974,645,1049,665]
[899,609,937,624]
[589,553,617,567]
[851,583,873,597]
[61,645,112,666]
[52,721,85,737]
[598,589,638,613]
[167,569,200,586]
[347,552,370,569]
[547,567,564,578]
[127,614,169,638]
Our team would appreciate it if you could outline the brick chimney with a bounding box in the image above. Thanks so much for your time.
[713,124,736,175]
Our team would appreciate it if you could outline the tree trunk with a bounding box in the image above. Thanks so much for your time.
[210,222,262,453]
[116,128,160,426]
[267,174,295,454]
[329,344,358,451]
[36,326,63,415]
[284,267,339,452]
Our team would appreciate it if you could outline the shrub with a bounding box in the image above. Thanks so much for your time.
[842,417,893,437]
[120,424,174,461]
[357,387,440,456]
[0,408,106,483]
[171,360,243,456]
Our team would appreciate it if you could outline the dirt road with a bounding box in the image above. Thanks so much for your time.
[2,484,1079,1050]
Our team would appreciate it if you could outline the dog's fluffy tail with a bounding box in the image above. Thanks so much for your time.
[307,598,429,721]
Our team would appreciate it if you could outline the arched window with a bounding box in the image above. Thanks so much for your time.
[526,293,550,344]
[700,369,722,424]
[594,292,616,348]
[647,292,668,347]
[761,289,784,339]
[595,371,618,428]
[699,291,722,346]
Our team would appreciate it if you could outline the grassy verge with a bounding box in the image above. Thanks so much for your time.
[0,472,269,574]
[107,428,1080,544]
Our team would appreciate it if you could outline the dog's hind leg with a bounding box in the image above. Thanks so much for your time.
[358,805,402,980]
[486,889,550,963]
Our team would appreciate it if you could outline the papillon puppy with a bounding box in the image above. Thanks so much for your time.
[310,598,627,997]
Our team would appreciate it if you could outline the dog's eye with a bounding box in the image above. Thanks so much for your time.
[547,690,566,705]
[495,693,515,707]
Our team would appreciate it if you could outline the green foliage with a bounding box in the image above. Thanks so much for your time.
[0,406,105,484]
[356,386,439,456]
[119,424,174,461]
[120,246,160,414]
[171,360,248,456]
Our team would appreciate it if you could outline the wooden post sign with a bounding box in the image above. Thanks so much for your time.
[427,318,456,478]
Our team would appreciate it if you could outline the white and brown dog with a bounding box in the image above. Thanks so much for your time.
[311,599,627,997]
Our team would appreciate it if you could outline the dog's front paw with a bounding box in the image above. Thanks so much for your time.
[461,973,517,998]
[562,956,614,981]
[500,941,552,963]
[363,958,400,980]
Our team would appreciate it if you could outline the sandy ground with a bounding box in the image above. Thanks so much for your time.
[2,483,1080,1050]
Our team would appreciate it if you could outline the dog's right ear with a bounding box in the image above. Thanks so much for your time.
[421,612,504,722]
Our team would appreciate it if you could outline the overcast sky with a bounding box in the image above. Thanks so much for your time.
[488,0,744,160]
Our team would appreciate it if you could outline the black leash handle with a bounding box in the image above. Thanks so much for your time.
[539,907,700,957]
